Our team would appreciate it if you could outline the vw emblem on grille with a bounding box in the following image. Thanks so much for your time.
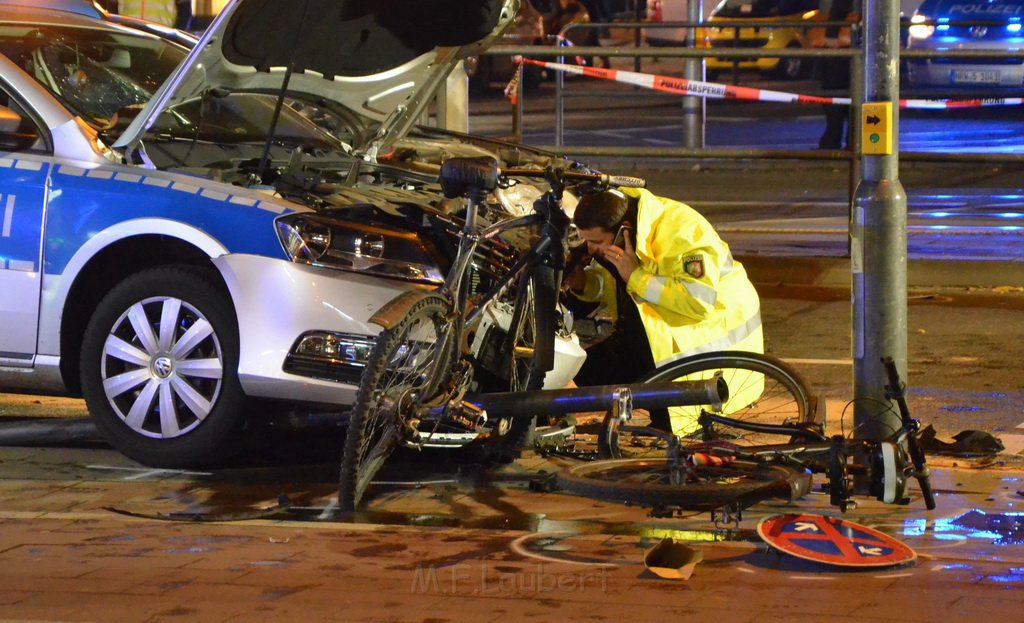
[154,356,174,379]
[970,25,988,38]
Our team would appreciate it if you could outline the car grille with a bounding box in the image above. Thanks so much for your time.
[711,38,771,48]
[432,210,528,297]
[283,355,364,384]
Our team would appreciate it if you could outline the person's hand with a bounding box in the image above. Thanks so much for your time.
[563,261,587,292]
[600,229,639,282]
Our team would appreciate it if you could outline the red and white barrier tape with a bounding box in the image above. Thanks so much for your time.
[517,58,1024,110]
[519,58,848,105]
[900,96,1024,109]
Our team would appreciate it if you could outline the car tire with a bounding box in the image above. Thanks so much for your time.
[769,41,805,80]
[80,265,246,468]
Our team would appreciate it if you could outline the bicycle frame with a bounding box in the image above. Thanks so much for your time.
[430,174,571,401]
[598,357,936,513]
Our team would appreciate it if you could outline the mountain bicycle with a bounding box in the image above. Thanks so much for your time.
[556,356,936,519]
[338,156,647,511]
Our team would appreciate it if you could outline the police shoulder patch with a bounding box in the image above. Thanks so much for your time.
[683,255,705,279]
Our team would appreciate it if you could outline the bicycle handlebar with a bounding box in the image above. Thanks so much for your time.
[882,357,936,510]
[500,167,647,189]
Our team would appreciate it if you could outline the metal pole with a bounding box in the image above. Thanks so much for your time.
[851,0,907,440]
[634,0,643,73]
[512,62,523,144]
[683,0,706,148]
[555,41,565,146]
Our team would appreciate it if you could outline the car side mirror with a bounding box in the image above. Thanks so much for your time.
[0,103,41,150]
[0,104,20,133]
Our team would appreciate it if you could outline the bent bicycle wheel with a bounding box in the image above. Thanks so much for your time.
[557,457,802,510]
[475,265,557,462]
[636,351,821,447]
[339,295,453,511]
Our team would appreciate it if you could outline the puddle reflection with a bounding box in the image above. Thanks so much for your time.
[903,509,1024,545]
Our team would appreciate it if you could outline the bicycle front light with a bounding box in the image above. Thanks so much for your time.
[276,214,444,284]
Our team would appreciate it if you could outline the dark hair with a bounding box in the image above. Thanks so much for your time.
[573,189,638,232]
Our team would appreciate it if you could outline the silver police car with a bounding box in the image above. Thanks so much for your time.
[0,0,587,467]
[906,0,1024,88]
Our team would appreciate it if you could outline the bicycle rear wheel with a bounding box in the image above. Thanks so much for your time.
[636,351,821,447]
[557,457,803,510]
[339,295,454,511]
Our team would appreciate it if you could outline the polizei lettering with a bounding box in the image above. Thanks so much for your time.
[949,3,1023,16]
[655,77,727,97]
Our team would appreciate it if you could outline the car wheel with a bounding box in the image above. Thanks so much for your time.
[770,42,804,80]
[80,265,246,468]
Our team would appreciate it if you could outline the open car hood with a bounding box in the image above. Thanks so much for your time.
[114,0,517,160]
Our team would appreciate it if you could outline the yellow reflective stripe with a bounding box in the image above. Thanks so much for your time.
[683,279,718,306]
[644,274,716,307]
[721,253,734,276]
[643,275,665,305]
[657,310,763,364]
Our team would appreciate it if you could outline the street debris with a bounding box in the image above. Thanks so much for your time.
[918,425,1005,457]
[644,538,702,580]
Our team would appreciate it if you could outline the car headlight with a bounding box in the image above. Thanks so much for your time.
[495,182,544,216]
[275,214,444,284]
[908,14,935,40]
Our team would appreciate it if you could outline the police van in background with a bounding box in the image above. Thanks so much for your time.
[906,0,1024,88]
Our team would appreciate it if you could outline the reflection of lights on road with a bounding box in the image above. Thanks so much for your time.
[913,224,1024,232]
[903,510,1024,545]
[919,211,1024,219]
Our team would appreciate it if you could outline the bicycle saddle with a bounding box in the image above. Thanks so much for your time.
[439,156,499,199]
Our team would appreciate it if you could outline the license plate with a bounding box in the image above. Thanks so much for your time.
[951,69,1002,84]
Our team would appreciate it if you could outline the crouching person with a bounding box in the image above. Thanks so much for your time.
[564,187,764,436]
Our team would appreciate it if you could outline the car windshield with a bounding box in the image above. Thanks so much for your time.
[713,0,818,18]
[147,91,348,151]
[0,21,348,155]
[0,23,185,131]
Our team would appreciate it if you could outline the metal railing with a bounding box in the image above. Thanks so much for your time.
[482,18,1024,168]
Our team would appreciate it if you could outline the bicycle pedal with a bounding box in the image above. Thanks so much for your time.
[650,505,675,519]
[528,472,558,493]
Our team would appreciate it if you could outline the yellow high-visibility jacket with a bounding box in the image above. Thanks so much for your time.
[117,0,177,26]
[573,187,764,434]
[619,187,763,364]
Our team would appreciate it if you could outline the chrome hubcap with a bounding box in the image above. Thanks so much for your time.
[100,296,224,439]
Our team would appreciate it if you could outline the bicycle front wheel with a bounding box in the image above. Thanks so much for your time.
[479,265,557,462]
[638,351,820,447]
[557,457,801,510]
[339,295,454,511]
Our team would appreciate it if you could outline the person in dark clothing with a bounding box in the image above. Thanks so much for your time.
[816,0,858,149]
[174,0,193,31]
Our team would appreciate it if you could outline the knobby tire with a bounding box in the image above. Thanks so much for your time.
[338,295,453,511]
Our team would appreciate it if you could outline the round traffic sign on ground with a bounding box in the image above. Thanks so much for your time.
[757,513,917,568]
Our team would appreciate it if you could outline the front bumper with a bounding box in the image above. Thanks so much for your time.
[706,56,781,72]
[906,59,1024,87]
[214,254,589,408]
[214,254,411,407]
[906,39,1024,87]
